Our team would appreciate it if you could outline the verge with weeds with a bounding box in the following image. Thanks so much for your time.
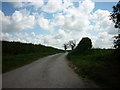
[67,49,120,88]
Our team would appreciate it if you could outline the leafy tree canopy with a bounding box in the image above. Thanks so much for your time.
[73,37,92,54]
[110,1,120,49]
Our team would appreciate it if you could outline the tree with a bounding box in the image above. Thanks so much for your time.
[73,37,92,54]
[68,40,76,50]
[114,35,120,49]
[110,1,120,49]
[63,44,68,51]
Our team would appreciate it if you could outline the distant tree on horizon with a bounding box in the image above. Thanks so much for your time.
[63,44,68,51]
[68,40,76,50]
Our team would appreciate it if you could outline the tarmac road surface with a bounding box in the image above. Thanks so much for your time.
[3,53,97,88]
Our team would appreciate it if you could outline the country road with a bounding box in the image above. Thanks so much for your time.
[3,53,97,88]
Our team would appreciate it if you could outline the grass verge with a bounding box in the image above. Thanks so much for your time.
[3,52,60,73]
[67,49,120,88]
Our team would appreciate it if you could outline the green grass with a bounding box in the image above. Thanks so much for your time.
[3,52,61,73]
[2,41,64,73]
[67,49,120,88]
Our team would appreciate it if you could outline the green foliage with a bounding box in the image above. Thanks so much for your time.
[72,37,92,54]
[109,1,120,61]
[110,1,120,50]
[110,1,120,29]
[2,41,63,73]
[114,35,120,49]
[3,52,59,73]
[67,49,120,88]
[2,41,63,56]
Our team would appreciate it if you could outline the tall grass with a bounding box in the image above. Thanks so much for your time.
[67,49,120,88]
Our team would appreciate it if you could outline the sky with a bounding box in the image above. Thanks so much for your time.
[0,0,119,49]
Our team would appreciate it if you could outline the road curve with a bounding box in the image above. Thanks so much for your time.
[3,53,97,88]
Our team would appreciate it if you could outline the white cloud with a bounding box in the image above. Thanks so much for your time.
[42,0,73,13]
[37,14,54,31]
[0,11,11,32]
[53,0,94,32]
[1,0,118,2]
[28,0,44,10]
[90,9,118,34]
[42,0,63,13]
[79,0,95,14]
[10,1,44,10]
[1,0,22,2]
[11,2,25,8]
[1,9,36,32]
[37,15,50,30]
[93,32,114,48]
[53,13,65,26]
[1,0,118,49]
[1,32,33,43]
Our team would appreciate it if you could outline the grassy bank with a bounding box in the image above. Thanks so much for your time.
[2,41,63,73]
[67,49,120,88]
[3,52,60,73]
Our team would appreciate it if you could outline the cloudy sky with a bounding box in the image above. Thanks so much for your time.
[0,0,119,49]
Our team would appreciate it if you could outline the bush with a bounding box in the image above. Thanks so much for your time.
[72,37,92,54]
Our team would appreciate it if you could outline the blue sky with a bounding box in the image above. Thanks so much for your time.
[94,2,117,11]
[0,0,118,49]
[2,2,117,16]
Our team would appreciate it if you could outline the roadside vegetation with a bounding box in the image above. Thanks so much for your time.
[2,41,63,73]
[67,37,119,88]
[67,2,120,88]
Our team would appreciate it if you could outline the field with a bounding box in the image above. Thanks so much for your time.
[67,49,120,88]
[2,41,63,73]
